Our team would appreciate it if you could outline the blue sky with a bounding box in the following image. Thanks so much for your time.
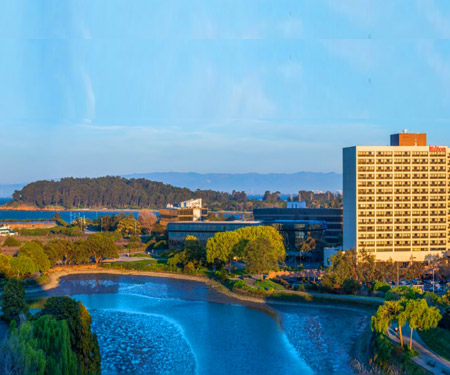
[1,0,450,184]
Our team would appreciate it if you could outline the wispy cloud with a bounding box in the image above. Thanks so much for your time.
[416,0,450,37]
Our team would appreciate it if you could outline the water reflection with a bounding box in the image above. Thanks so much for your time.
[47,275,370,375]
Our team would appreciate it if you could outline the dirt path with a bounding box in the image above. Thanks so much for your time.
[388,327,450,374]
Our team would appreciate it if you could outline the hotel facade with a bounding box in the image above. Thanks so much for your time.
[343,132,449,262]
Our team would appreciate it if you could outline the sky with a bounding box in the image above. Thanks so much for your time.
[1,0,450,184]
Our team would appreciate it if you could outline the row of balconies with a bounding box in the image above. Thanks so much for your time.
[358,240,446,247]
[358,160,375,165]
[395,167,412,171]
[358,233,436,240]
[358,167,375,172]
[358,182,375,187]
[358,224,448,231]
[395,181,411,186]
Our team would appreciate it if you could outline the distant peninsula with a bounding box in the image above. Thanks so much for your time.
[4,176,287,211]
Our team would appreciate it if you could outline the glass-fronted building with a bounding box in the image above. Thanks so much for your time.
[167,220,327,264]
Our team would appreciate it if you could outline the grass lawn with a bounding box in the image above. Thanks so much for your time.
[254,279,285,291]
[102,259,158,271]
[130,253,153,258]
[419,327,450,362]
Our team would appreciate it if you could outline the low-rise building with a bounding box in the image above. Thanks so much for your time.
[167,221,260,246]
[287,201,306,209]
[253,207,342,245]
[323,246,343,267]
[0,225,17,236]
[167,219,327,264]
[159,198,208,227]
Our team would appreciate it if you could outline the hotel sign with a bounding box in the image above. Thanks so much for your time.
[429,146,446,152]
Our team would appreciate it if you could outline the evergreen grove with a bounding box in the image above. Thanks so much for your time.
[11,176,283,210]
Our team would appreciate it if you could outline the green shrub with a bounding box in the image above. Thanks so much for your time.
[385,286,421,301]
[154,240,168,250]
[127,241,142,250]
[371,281,391,293]
[343,279,361,295]
[3,236,21,247]
[130,252,152,258]
[17,228,52,236]
[295,284,306,292]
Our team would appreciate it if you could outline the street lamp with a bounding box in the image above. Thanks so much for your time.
[432,267,435,293]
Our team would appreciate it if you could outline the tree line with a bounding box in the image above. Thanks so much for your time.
[10,176,286,210]
[0,234,118,278]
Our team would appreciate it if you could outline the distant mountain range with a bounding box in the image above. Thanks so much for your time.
[123,172,342,194]
[0,172,342,198]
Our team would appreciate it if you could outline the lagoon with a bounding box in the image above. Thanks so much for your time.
[42,274,371,375]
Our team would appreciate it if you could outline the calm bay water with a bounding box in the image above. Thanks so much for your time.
[42,274,371,375]
[0,198,138,222]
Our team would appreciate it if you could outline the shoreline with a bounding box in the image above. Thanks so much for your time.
[0,205,146,212]
[26,266,383,309]
[27,266,377,371]
[26,266,269,306]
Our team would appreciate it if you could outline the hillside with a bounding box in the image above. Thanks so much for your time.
[9,176,284,211]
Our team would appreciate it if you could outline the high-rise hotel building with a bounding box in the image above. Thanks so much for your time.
[343,131,449,262]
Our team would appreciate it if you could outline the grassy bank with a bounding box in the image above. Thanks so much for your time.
[419,328,450,362]
[223,277,383,308]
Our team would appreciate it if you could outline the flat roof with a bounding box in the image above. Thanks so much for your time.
[168,220,260,225]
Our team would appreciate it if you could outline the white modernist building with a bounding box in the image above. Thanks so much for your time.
[343,131,449,262]
[0,225,17,236]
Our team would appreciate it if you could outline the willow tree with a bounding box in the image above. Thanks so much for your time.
[33,315,78,375]
[371,300,406,347]
[0,321,46,375]
[405,299,441,350]
[39,297,101,375]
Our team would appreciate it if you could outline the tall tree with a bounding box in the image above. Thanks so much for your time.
[0,254,11,278]
[137,210,158,234]
[206,231,240,267]
[33,315,78,375]
[117,215,141,237]
[9,255,37,278]
[0,278,29,324]
[82,233,118,264]
[244,236,284,279]
[18,242,51,273]
[183,235,205,264]
[0,321,46,375]
[371,300,406,348]
[39,297,101,375]
[405,299,441,350]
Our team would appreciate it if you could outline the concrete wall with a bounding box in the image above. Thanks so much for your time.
[343,147,357,251]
